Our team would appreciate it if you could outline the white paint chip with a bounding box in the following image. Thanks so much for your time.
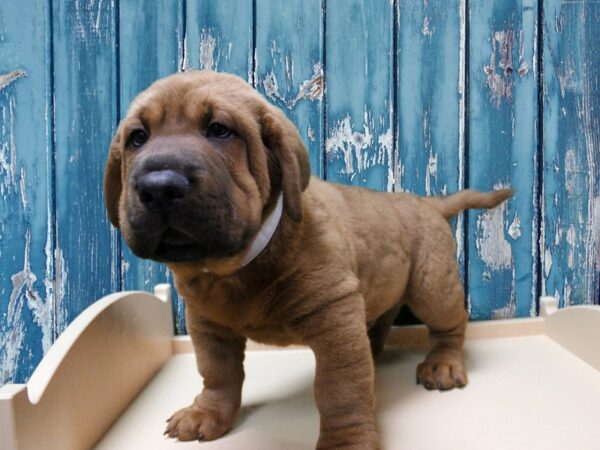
[492,301,516,320]
[564,148,577,196]
[508,212,521,240]
[424,152,438,196]
[422,16,432,36]
[566,225,576,269]
[544,248,553,278]
[377,128,394,192]
[475,185,512,270]
[199,30,216,71]
[325,114,374,176]
[262,64,323,109]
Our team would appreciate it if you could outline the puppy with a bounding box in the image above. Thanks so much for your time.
[104,70,511,449]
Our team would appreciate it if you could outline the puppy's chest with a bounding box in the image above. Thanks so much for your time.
[180,278,299,345]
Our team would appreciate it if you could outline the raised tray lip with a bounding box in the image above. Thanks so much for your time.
[25,286,170,405]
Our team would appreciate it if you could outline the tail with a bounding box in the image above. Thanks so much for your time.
[422,188,513,220]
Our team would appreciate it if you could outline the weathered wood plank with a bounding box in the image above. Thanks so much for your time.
[325,0,394,190]
[0,1,53,384]
[543,0,600,306]
[397,0,463,197]
[397,0,466,276]
[53,0,118,330]
[467,0,539,319]
[255,0,324,177]
[119,1,185,333]
[185,0,253,79]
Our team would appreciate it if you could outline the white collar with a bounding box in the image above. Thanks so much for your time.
[239,193,283,269]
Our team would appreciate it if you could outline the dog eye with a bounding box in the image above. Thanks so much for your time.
[128,130,149,148]
[207,123,232,139]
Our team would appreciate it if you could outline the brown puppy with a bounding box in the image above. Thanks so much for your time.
[104,70,511,449]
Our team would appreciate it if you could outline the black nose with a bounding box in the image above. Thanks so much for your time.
[137,170,190,211]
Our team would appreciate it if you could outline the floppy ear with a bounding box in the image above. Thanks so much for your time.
[260,106,311,223]
[103,129,123,228]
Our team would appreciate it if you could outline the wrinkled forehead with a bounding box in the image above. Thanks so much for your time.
[124,71,261,130]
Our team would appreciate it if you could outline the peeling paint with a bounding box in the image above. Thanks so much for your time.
[43,210,54,340]
[94,0,104,35]
[0,262,26,384]
[326,113,374,177]
[483,30,514,108]
[517,29,530,78]
[566,224,576,269]
[180,33,189,71]
[377,128,394,192]
[544,247,553,278]
[262,63,323,110]
[122,260,130,276]
[199,30,216,71]
[518,62,529,77]
[249,48,258,87]
[424,151,438,196]
[293,64,324,105]
[0,96,18,196]
[492,300,516,319]
[54,246,68,335]
[19,166,28,210]
[262,71,285,104]
[556,65,575,99]
[564,148,577,195]
[476,185,512,270]
[422,16,432,37]
[0,69,26,91]
[0,229,52,383]
[508,212,521,240]
[74,0,107,39]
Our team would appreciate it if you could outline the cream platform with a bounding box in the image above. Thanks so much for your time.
[1,285,599,450]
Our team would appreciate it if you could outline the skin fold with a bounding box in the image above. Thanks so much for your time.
[104,70,512,449]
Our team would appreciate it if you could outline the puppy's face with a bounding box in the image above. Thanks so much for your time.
[104,71,310,263]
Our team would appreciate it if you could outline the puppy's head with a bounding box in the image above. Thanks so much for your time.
[104,71,310,264]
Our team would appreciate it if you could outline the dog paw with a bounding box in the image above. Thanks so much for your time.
[164,406,234,442]
[416,360,468,391]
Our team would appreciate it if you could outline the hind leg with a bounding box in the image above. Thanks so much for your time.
[368,303,402,360]
[408,257,468,391]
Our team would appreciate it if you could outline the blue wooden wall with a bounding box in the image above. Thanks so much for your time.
[1,0,598,384]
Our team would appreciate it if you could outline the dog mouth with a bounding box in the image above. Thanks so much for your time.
[153,228,201,262]
[148,225,249,263]
[160,228,196,247]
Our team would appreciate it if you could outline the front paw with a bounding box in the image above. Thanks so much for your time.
[164,406,235,442]
[416,358,467,391]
